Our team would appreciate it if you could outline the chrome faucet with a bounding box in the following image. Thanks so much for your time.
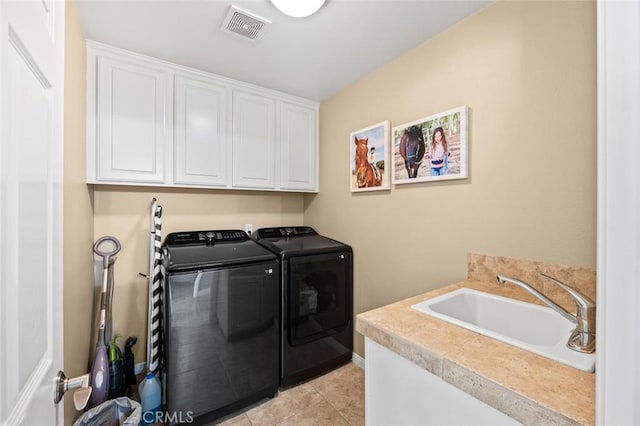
[496,273,596,354]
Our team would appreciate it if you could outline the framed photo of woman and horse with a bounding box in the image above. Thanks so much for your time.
[392,106,468,184]
[350,121,390,192]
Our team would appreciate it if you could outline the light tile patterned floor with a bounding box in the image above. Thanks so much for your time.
[213,362,365,426]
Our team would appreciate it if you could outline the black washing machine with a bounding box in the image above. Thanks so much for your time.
[163,230,279,425]
[252,226,353,387]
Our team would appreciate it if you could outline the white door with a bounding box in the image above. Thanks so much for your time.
[0,1,65,425]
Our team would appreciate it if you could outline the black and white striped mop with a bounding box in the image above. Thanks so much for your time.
[147,198,164,376]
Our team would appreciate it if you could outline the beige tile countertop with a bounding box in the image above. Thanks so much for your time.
[356,279,595,426]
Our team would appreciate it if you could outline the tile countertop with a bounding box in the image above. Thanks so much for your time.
[356,279,595,426]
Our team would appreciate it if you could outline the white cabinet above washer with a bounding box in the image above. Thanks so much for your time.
[232,89,277,189]
[174,74,230,187]
[86,41,319,192]
[280,101,317,191]
[88,52,170,184]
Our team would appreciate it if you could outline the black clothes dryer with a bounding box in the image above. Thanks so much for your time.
[252,226,353,387]
[163,230,279,425]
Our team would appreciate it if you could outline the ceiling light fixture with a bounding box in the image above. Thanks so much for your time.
[270,0,326,18]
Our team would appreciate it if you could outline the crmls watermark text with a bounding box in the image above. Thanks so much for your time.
[143,411,195,424]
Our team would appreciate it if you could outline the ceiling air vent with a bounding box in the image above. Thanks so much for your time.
[222,5,271,42]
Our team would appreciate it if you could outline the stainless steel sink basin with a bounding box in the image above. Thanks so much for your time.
[411,288,595,372]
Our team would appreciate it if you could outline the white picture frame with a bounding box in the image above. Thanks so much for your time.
[392,106,469,184]
[350,121,390,192]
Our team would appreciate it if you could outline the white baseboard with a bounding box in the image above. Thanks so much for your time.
[352,352,365,369]
[137,356,364,376]
[134,361,147,376]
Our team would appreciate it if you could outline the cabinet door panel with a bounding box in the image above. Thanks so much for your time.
[232,90,276,188]
[174,76,229,186]
[96,56,167,183]
[280,102,317,191]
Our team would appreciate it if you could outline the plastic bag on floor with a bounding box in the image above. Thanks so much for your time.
[73,397,141,426]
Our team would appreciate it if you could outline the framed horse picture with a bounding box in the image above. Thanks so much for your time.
[350,121,390,192]
[392,106,469,184]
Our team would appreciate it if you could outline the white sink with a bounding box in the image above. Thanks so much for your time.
[411,288,595,372]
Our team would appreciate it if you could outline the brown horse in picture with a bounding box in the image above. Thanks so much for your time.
[354,137,381,188]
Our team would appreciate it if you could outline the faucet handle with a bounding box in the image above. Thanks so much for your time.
[539,273,595,310]
[540,273,596,353]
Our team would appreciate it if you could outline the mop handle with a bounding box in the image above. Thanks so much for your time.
[99,267,109,329]
[93,236,122,268]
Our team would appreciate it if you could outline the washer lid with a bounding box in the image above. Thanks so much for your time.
[164,230,276,272]
[254,226,317,239]
[252,227,351,255]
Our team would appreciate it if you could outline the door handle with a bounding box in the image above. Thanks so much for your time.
[54,370,92,411]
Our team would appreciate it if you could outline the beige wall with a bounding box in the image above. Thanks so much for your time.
[93,187,304,364]
[304,0,597,356]
[63,2,93,423]
[65,0,596,391]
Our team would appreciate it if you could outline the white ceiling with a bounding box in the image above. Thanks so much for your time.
[75,0,492,101]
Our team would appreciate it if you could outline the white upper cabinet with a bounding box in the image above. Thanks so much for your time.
[89,52,169,184]
[280,101,318,191]
[86,42,318,192]
[174,74,230,186]
[232,90,277,189]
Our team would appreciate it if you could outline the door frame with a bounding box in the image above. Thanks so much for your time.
[596,1,640,424]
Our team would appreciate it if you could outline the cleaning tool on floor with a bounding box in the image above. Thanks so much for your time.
[123,336,138,398]
[139,372,161,425]
[88,236,121,409]
[139,199,164,423]
[107,335,126,399]
[147,198,164,377]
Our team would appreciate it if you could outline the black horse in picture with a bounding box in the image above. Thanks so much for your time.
[399,126,425,178]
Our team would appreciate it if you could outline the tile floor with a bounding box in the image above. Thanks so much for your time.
[213,362,365,426]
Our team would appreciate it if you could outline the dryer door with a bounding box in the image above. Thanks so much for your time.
[287,251,352,346]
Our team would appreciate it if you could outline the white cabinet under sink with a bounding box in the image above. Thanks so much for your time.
[86,41,319,192]
[365,338,520,425]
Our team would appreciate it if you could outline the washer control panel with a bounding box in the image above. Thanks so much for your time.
[165,230,249,246]
[256,227,317,239]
